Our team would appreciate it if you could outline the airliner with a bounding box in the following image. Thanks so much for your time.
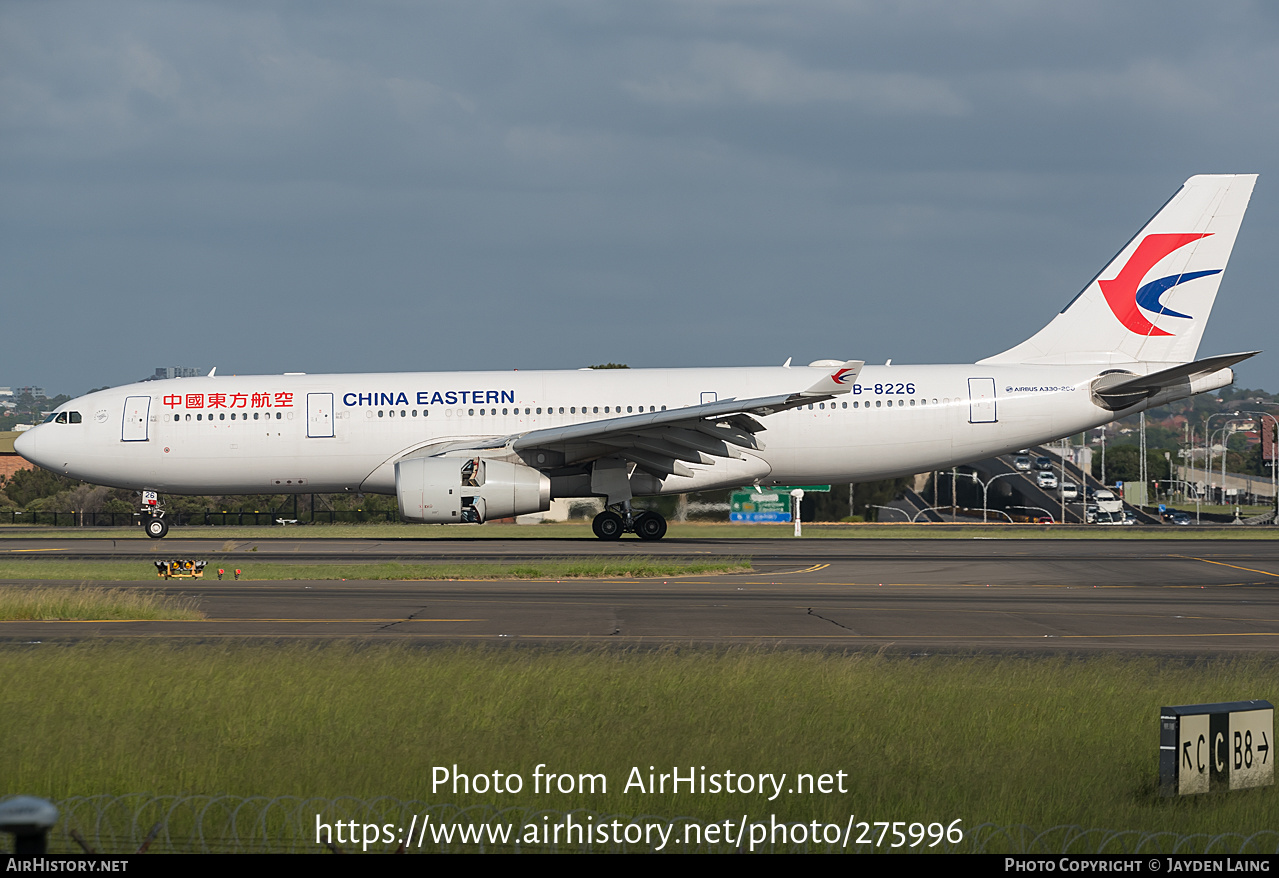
[15,174,1258,539]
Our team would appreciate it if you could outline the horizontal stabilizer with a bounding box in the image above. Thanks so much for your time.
[1092,351,1258,410]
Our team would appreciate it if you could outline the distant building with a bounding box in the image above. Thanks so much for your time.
[147,367,203,381]
[15,387,45,399]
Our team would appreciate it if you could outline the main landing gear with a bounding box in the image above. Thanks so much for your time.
[591,506,667,541]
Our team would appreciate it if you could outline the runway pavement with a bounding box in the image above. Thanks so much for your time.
[2,536,1278,652]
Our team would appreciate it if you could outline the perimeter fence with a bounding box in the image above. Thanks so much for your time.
[1,795,1276,855]
[0,510,399,526]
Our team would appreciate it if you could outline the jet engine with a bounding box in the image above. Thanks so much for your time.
[395,456,551,524]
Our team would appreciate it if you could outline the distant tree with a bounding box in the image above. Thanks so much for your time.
[1092,445,1169,484]
[801,479,912,522]
[3,468,80,507]
[588,363,630,369]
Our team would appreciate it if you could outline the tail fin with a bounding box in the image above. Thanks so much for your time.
[980,174,1257,366]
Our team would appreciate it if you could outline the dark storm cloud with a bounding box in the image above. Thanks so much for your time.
[2,1,1277,393]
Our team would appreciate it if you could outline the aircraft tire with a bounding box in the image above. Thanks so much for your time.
[592,511,624,540]
[145,517,169,539]
[634,511,667,541]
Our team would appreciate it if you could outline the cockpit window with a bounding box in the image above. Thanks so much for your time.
[43,411,82,424]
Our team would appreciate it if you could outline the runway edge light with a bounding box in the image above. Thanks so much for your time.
[1159,699,1273,796]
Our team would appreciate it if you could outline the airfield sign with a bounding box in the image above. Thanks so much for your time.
[1160,700,1273,796]
[730,491,790,522]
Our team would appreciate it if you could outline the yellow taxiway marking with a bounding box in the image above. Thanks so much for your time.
[754,563,830,576]
[6,548,67,553]
[1180,556,1279,578]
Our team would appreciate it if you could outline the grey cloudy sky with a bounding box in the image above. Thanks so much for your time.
[4,1,1278,395]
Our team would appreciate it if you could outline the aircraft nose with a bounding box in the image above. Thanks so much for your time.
[12,428,42,468]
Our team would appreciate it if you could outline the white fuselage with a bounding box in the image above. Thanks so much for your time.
[17,362,1137,498]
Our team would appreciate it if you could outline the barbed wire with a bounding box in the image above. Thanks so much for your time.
[0,795,1275,854]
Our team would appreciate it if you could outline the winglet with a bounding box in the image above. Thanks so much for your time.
[801,360,863,397]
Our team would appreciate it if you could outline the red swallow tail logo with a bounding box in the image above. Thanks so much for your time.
[831,368,854,385]
[1099,233,1219,336]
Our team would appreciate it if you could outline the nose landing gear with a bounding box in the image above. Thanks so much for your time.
[140,490,168,539]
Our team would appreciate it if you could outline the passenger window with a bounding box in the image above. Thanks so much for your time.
[378,410,384,418]
[875,401,882,408]
[536,408,542,414]
[254,412,259,420]
[593,406,599,413]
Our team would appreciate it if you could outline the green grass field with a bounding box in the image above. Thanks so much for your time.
[0,585,204,620]
[0,557,749,586]
[2,643,1273,838]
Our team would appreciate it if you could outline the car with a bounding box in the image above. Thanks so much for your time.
[1084,504,1099,523]
[1036,471,1058,490]
[1013,455,1032,472]
[1035,457,1054,472]
[1059,481,1079,501]
[1167,511,1193,525]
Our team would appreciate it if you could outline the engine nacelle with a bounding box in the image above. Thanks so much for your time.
[395,457,551,524]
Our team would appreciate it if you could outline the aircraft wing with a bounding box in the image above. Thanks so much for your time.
[415,360,862,479]
[503,360,863,478]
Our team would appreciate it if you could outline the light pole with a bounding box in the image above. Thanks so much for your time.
[866,504,910,523]
[1238,410,1279,524]
[967,471,1021,524]
[1098,426,1107,487]
[1207,420,1248,506]
[1204,412,1242,507]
